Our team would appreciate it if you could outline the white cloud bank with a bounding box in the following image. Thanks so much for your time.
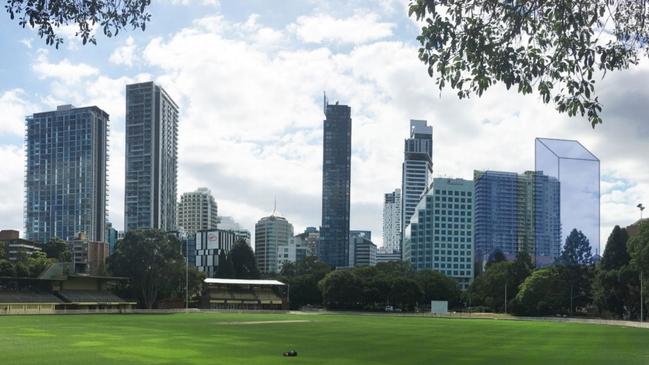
[290,13,395,45]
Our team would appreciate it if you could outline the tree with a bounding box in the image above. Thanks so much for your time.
[43,238,71,262]
[14,261,29,277]
[627,220,649,320]
[558,229,593,266]
[27,251,50,277]
[593,225,632,318]
[468,261,511,312]
[409,0,648,127]
[227,241,259,279]
[600,226,630,270]
[279,256,332,309]
[5,0,152,48]
[415,269,461,308]
[319,269,363,309]
[390,278,422,311]
[107,229,186,309]
[215,250,234,278]
[485,249,507,269]
[0,242,6,260]
[0,259,15,276]
[514,267,568,316]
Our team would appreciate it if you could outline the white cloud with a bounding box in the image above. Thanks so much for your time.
[0,145,25,234]
[290,13,395,44]
[109,36,138,67]
[32,50,99,84]
[0,89,31,136]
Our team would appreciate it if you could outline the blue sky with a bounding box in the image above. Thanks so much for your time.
[1,0,648,251]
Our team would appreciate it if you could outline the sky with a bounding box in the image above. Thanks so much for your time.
[1,0,648,253]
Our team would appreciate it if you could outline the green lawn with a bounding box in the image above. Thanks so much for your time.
[1,312,648,364]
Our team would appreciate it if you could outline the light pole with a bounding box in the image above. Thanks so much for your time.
[504,282,508,314]
[185,238,189,312]
[638,203,646,220]
[641,272,644,323]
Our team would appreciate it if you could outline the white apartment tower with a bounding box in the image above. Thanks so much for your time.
[382,188,402,253]
[177,187,218,235]
[401,120,433,247]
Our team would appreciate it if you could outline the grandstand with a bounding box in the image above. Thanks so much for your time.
[202,278,288,310]
[0,263,135,314]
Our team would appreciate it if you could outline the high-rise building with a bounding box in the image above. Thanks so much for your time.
[473,170,561,266]
[25,105,108,243]
[106,222,118,255]
[535,138,600,253]
[124,81,179,232]
[382,188,401,253]
[293,227,319,257]
[349,230,377,267]
[319,96,351,268]
[195,229,236,278]
[403,178,474,289]
[401,120,433,249]
[255,209,294,274]
[177,187,218,235]
[277,237,310,271]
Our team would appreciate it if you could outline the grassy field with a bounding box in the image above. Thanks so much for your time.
[1,312,648,364]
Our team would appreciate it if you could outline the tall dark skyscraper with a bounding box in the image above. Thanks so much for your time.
[25,105,108,243]
[319,96,352,268]
[124,82,179,232]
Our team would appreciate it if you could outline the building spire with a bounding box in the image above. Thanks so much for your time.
[272,196,277,216]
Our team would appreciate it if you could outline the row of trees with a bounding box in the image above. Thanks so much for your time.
[469,225,649,319]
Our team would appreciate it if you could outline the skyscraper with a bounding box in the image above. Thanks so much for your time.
[255,208,294,274]
[401,120,433,248]
[25,105,108,243]
[535,138,600,253]
[319,96,352,268]
[124,82,179,232]
[473,170,561,266]
[382,188,401,253]
[177,187,218,235]
[403,178,474,289]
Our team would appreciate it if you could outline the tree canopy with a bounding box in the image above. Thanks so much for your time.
[108,229,189,309]
[409,0,649,127]
[557,229,593,266]
[5,0,152,48]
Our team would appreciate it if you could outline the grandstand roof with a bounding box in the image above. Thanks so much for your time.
[204,278,286,286]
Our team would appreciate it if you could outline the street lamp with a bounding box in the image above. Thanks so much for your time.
[638,203,645,220]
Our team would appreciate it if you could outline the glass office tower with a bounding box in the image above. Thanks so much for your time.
[535,138,600,253]
[124,82,179,232]
[403,178,474,289]
[319,96,352,268]
[25,105,108,243]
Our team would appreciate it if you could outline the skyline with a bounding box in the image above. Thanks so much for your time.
[1,1,648,250]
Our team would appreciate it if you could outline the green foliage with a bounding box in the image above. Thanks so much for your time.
[468,261,510,312]
[414,269,461,307]
[628,220,649,276]
[0,259,15,276]
[226,240,260,279]
[215,249,234,278]
[279,256,332,309]
[600,226,630,270]
[27,251,50,277]
[514,267,568,316]
[43,238,71,262]
[14,261,29,277]
[5,0,152,48]
[557,229,593,266]
[319,269,363,309]
[409,0,649,127]
[107,229,187,309]
[0,242,6,259]
[390,278,423,311]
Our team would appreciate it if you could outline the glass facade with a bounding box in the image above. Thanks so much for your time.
[473,170,561,266]
[403,178,474,290]
[124,82,179,232]
[255,213,294,274]
[401,120,433,247]
[535,138,600,253]
[25,105,108,243]
[319,98,351,268]
[382,188,401,254]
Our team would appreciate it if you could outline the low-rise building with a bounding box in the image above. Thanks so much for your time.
[350,231,377,267]
[0,229,42,262]
[66,233,109,275]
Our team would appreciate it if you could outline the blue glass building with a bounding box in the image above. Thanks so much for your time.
[25,105,108,243]
[474,170,561,266]
[535,138,600,254]
[319,96,351,268]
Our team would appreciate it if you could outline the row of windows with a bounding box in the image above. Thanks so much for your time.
[436,190,472,197]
